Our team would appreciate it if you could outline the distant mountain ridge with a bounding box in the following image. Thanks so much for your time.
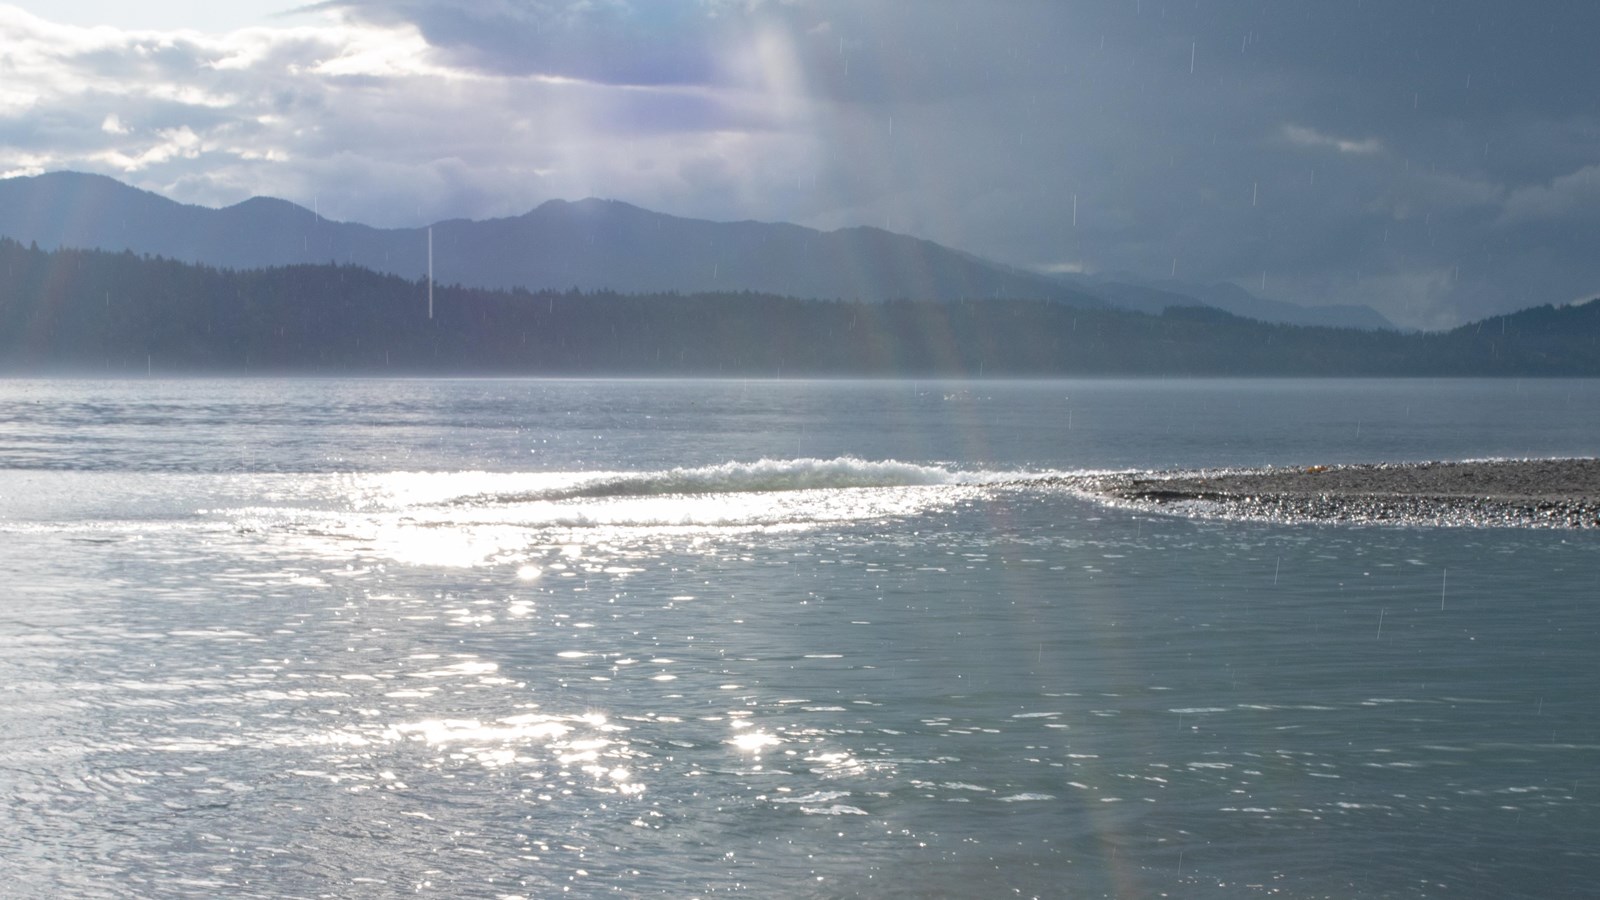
[1063,276,1398,331]
[0,171,1102,306]
[0,171,1392,329]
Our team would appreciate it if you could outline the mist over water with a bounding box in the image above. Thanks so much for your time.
[1,378,1597,898]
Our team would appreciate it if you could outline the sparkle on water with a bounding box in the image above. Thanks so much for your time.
[1,377,1598,898]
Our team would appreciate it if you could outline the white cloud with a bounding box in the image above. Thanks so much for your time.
[94,125,203,171]
[3,0,315,33]
[303,21,459,79]
[0,1,824,226]
[1499,164,1600,223]
[1033,261,1087,275]
[0,152,49,179]
[1283,124,1383,156]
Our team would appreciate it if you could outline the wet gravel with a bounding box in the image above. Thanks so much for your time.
[1079,458,1600,528]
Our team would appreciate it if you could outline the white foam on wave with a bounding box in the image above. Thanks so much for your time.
[770,790,852,805]
[468,457,977,504]
[311,458,1089,517]
[798,804,870,816]
[205,460,1096,568]
[480,457,1090,506]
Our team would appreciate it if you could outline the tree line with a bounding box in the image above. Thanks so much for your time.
[2,238,1597,376]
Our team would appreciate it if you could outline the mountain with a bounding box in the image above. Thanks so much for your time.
[0,171,1102,306]
[1058,273,1397,331]
[0,172,1405,328]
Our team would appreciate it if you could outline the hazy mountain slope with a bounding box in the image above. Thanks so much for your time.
[1155,279,1397,331]
[1060,274,1396,331]
[0,172,1406,328]
[0,172,1102,306]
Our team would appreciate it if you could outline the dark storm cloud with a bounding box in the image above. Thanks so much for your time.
[7,0,1599,327]
[673,0,1597,326]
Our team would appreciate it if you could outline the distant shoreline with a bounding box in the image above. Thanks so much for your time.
[1083,458,1600,528]
[5,239,1600,377]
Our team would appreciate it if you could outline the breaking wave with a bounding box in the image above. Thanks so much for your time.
[445,457,1039,506]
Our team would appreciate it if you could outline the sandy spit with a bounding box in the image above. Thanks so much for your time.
[1080,458,1600,529]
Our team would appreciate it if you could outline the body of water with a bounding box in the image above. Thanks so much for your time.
[1,377,1597,898]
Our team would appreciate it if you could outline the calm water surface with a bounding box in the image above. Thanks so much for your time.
[1,378,1597,898]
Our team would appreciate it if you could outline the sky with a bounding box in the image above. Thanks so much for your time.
[2,0,1598,329]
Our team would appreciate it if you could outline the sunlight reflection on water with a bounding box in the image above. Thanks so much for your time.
[215,468,989,576]
[5,380,1600,898]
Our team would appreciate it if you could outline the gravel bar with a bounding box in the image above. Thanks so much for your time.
[1081,458,1600,528]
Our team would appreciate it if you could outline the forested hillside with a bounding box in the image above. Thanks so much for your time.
[2,239,1596,376]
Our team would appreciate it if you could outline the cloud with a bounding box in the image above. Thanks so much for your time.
[4,0,1600,329]
[0,2,825,226]
[1499,164,1600,223]
[1283,125,1382,156]
[1033,261,1088,276]
[304,0,740,87]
